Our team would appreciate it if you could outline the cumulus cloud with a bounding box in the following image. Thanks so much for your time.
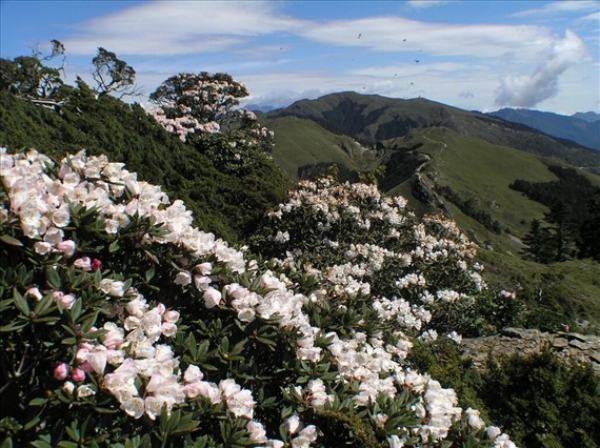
[494,29,591,108]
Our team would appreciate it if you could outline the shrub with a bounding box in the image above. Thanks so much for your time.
[0,148,518,447]
[249,176,523,337]
[481,349,600,447]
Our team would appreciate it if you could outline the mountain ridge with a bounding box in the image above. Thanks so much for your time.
[488,107,600,151]
[265,93,600,171]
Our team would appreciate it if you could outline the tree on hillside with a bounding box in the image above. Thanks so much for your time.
[91,47,139,99]
[544,201,578,262]
[521,219,555,264]
[0,40,67,105]
[579,192,600,262]
[149,72,248,126]
[149,72,274,172]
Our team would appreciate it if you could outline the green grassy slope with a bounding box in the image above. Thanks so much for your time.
[267,92,600,173]
[264,107,600,332]
[264,115,384,179]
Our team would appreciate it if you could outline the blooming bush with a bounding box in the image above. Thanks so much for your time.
[1,147,516,447]
[148,72,275,175]
[249,176,523,338]
[148,72,274,175]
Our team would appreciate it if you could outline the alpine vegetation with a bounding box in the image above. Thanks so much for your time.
[0,147,517,447]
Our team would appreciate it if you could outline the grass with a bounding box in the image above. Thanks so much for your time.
[266,115,384,179]
[478,249,600,332]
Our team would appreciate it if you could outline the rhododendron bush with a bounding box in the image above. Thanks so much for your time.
[0,147,517,447]
[148,72,274,174]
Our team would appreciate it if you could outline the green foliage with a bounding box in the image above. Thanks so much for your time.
[91,47,138,99]
[510,165,599,226]
[434,184,503,234]
[1,148,512,448]
[0,40,67,103]
[3,48,599,448]
[150,72,248,126]
[579,192,600,261]
[0,82,289,243]
[406,339,488,419]
[481,349,600,447]
[511,165,600,262]
[521,219,556,264]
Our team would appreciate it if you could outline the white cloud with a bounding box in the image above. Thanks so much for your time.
[300,16,555,60]
[407,1,453,9]
[495,29,592,108]
[33,1,596,115]
[513,0,599,17]
[62,1,305,56]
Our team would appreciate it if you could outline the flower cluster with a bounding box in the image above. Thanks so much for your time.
[1,147,517,447]
[148,105,220,142]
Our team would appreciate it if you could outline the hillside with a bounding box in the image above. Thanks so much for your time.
[265,92,600,171]
[488,108,600,151]
[0,88,290,244]
[260,92,600,332]
[2,52,600,446]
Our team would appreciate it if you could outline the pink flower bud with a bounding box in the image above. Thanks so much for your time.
[91,259,103,271]
[79,361,94,373]
[56,240,76,258]
[60,293,77,309]
[52,291,64,303]
[203,287,222,309]
[163,310,180,323]
[174,271,192,286]
[71,368,86,382]
[74,257,92,271]
[34,241,53,255]
[54,362,69,381]
[195,262,212,276]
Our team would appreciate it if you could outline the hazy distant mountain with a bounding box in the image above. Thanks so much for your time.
[572,111,600,123]
[487,108,600,151]
[245,103,279,113]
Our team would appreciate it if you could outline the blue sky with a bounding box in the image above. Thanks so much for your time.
[2,1,599,114]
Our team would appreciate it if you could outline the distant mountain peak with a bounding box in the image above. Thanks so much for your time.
[572,111,600,123]
[488,108,599,151]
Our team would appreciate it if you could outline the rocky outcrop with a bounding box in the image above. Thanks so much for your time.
[460,327,600,374]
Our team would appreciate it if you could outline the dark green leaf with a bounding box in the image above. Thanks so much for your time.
[12,289,29,316]
[0,321,28,332]
[0,235,23,246]
[47,267,61,290]
[108,240,120,253]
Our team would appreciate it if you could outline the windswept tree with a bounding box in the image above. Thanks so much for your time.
[0,40,67,105]
[91,47,138,99]
[544,201,578,262]
[579,192,600,261]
